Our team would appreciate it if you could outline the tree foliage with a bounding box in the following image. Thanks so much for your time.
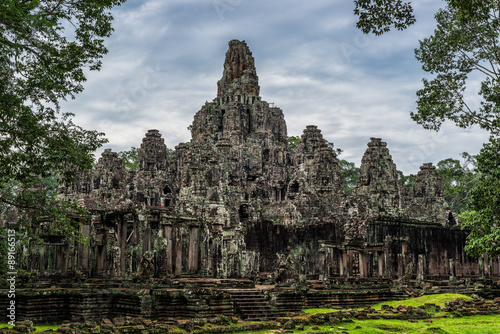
[397,170,416,191]
[287,136,300,152]
[0,226,9,281]
[460,139,500,257]
[354,0,416,35]
[340,159,360,195]
[0,0,125,237]
[119,147,140,172]
[436,153,477,215]
[412,1,500,136]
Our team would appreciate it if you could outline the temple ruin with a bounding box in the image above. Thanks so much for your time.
[4,40,499,322]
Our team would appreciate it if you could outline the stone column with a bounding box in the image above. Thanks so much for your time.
[397,254,405,279]
[188,227,199,273]
[175,227,183,276]
[359,252,368,277]
[378,251,384,277]
[401,242,408,255]
[119,218,127,274]
[417,254,426,281]
[384,246,392,277]
[345,251,351,277]
[449,259,456,283]
[78,225,91,272]
[339,252,344,277]
[164,225,173,274]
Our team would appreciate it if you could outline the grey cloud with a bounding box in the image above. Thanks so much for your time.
[63,0,489,175]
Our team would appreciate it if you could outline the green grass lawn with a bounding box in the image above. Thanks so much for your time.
[299,293,497,334]
[0,323,60,333]
[291,315,500,334]
[303,293,474,314]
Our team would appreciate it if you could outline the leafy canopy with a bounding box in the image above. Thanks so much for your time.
[412,1,500,136]
[119,147,140,172]
[436,153,477,216]
[340,159,360,195]
[460,139,500,257]
[354,0,416,35]
[0,0,125,237]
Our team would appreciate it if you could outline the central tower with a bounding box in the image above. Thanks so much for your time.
[190,40,287,145]
[217,39,260,102]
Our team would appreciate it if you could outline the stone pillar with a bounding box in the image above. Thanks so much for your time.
[384,246,392,277]
[319,252,326,280]
[175,228,183,276]
[401,242,407,255]
[397,254,405,279]
[339,252,344,276]
[78,225,90,272]
[143,219,152,253]
[56,245,67,273]
[132,220,139,244]
[164,225,173,274]
[449,259,456,283]
[345,251,351,277]
[96,244,106,276]
[378,251,384,277]
[188,227,199,273]
[417,254,426,281]
[119,219,127,274]
[359,252,367,277]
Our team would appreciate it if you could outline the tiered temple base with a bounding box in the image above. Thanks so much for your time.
[1,277,499,323]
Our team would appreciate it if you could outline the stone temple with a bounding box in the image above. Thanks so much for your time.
[8,40,500,321]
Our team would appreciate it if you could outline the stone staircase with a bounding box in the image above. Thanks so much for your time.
[228,290,276,320]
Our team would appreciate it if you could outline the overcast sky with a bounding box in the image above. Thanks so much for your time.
[63,0,490,175]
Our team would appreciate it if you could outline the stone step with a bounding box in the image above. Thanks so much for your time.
[227,290,275,320]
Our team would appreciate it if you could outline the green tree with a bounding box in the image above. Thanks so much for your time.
[339,159,360,195]
[0,0,125,237]
[119,147,140,172]
[460,139,500,257]
[436,153,477,216]
[326,140,344,156]
[354,0,416,35]
[397,170,416,192]
[287,136,301,152]
[412,1,500,136]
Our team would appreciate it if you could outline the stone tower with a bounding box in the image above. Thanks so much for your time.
[181,40,289,227]
[356,137,400,215]
[217,40,260,101]
[43,39,476,283]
